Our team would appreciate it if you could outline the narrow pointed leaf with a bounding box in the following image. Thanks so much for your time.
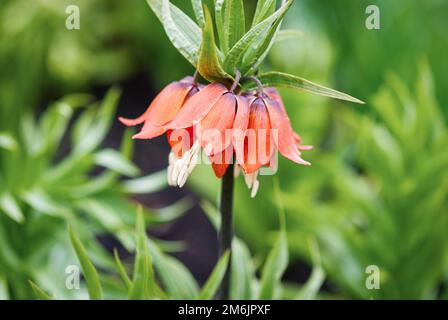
[224,0,245,51]
[197,251,230,300]
[129,209,155,299]
[295,239,325,300]
[258,230,288,299]
[149,242,199,299]
[147,0,201,66]
[252,0,276,26]
[69,226,103,300]
[0,132,18,151]
[121,170,167,194]
[274,29,304,42]
[29,281,54,300]
[242,1,293,74]
[191,0,204,27]
[224,0,294,74]
[0,192,24,223]
[114,249,132,291]
[198,6,233,83]
[244,72,365,104]
[230,239,254,299]
[94,149,140,177]
[215,0,227,52]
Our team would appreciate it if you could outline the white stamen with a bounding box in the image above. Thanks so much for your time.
[251,180,260,198]
[234,164,241,178]
[166,141,200,188]
[243,170,260,197]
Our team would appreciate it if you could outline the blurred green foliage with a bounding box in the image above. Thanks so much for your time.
[31,205,324,300]
[1,0,447,300]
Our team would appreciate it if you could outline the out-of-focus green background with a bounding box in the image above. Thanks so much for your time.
[1,0,447,299]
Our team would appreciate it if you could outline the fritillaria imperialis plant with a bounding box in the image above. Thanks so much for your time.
[120,0,363,298]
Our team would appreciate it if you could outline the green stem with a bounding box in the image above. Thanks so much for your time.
[218,163,234,300]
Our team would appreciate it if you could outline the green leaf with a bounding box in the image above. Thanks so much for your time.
[29,280,54,300]
[230,239,254,299]
[197,6,233,84]
[149,242,199,299]
[215,0,226,52]
[244,71,365,104]
[151,197,193,224]
[197,251,230,300]
[241,1,293,74]
[94,149,139,177]
[39,102,74,154]
[121,170,167,194]
[224,0,245,52]
[274,29,304,42]
[128,208,155,299]
[224,0,294,75]
[73,87,122,155]
[295,239,325,300]
[0,132,18,151]
[258,230,288,299]
[0,276,9,299]
[252,0,276,26]
[0,192,25,223]
[114,249,132,291]
[147,0,201,66]
[191,0,204,27]
[69,226,103,300]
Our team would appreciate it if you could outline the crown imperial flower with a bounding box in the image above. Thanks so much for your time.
[121,0,363,197]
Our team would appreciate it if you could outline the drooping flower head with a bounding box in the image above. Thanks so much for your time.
[119,74,312,197]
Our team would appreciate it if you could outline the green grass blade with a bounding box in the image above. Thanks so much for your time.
[29,280,54,300]
[69,226,103,300]
[114,249,132,291]
[197,251,230,300]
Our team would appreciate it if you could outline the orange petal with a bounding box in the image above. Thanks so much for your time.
[167,127,194,158]
[132,125,166,140]
[210,145,234,178]
[119,80,192,128]
[199,93,237,156]
[168,83,228,129]
[265,96,310,166]
[232,95,250,168]
[243,98,275,173]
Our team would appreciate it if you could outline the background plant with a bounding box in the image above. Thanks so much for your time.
[0,90,188,299]
[0,0,447,300]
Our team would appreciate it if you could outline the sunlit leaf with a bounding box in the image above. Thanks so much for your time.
[94,149,139,177]
[121,170,167,194]
[149,242,199,299]
[274,29,304,42]
[230,239,254,300]
[128,209,155,299]
[114,249,132,291]
[0,192,24,223]
[190,0,204,27]
[258,230,288,299]
[69,226,103,300]
[224,0,294,75]
[252,0,276,27]
[243,71,365,104]
[197,251,230,300]
[224,0,245,52]
[0,132,18,151]
[147,0,201,66]
[29,280,54,300]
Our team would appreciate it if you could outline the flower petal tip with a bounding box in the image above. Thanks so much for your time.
[118,117,134,126]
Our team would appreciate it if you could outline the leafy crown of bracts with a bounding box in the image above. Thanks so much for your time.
[145,0,364,104]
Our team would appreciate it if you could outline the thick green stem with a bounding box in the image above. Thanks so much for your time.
[218,163,234,300]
